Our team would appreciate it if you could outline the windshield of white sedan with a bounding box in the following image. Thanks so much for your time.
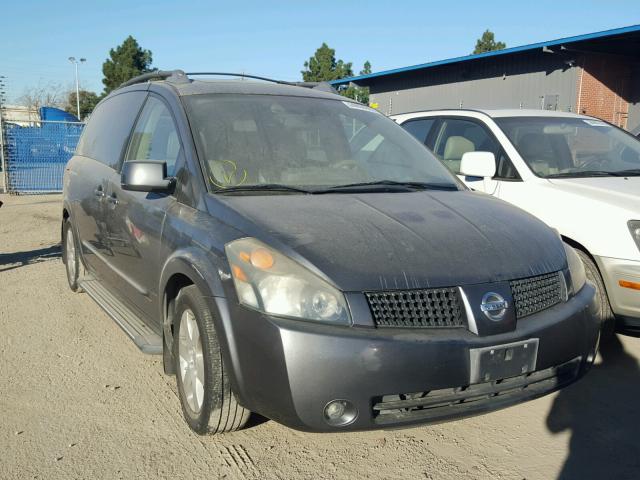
[495,117,640,178]
[184,94,459,192]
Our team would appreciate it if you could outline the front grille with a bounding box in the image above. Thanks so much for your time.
[372,357,581,425]
[510,272,562,319]
[365,288,464,328]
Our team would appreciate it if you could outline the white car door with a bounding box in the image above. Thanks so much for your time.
[425,117,521,195]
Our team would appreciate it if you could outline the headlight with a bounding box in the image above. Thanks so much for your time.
[563,243,586,294]
[225,237,351,325]
[629,220,640,252]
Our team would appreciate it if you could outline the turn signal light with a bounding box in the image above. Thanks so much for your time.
[250,248,275,269]
[231,264,248,282]
[619,280,640,291]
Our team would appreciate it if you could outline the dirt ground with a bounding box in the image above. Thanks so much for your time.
[1,194,639,480]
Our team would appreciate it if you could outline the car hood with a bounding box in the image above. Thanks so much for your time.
[548,176,640,210]
[214,191,566,292]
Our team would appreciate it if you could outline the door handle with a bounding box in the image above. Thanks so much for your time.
[94,187,105,198]
[107,195,119,206]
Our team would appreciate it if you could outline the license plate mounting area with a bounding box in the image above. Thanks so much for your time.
[469,338,539,384]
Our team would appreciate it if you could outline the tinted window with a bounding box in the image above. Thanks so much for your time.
[125,96,181,176]
[184,94,458,191]
[77,91,147,169]
[432,118,500,174]
[402,118,435,144]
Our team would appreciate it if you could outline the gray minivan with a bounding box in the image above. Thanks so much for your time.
[62,70,599,434]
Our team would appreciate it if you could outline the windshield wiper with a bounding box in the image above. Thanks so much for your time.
[546,170,626,178]
[213,184,314,194]
[315,180,459,193]
[613,169,640,176]
[213,180,459,195]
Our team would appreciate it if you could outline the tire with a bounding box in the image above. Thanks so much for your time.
[576,249,615,337]
[163,333,176,376]
[62,218,82,293]
[173,285,250,434]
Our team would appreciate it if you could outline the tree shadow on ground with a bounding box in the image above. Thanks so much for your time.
[0,244,61,272]
[547,334,640,479]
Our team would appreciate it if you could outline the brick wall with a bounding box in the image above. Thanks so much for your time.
[576,53,632,128]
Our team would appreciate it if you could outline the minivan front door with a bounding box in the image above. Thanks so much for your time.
[103,95,183,322]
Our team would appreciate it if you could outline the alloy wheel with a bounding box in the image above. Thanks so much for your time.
[66,227,77,282]
[178,309,205,413]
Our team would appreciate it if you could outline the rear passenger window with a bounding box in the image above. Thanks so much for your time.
[402,118,436,144]
[76,91,147,169]
[125,96,181,177]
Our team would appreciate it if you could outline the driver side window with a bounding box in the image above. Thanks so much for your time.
[430,117,519,180]
[125,96,181,176]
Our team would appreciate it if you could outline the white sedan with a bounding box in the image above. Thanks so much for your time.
[393,109,640,334]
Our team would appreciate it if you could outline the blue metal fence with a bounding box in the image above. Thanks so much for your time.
[3,120,84,193]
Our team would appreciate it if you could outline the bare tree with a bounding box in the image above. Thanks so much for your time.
[17,82,66,116]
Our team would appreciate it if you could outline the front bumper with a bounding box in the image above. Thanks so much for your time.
[215,283,598,432]
[595,256,640,332]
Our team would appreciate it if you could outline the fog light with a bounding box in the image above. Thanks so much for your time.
[323,399,357,427]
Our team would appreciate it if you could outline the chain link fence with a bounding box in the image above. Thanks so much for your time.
[1,119,84,194]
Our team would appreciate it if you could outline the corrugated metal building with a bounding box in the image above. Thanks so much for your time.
[331,25,640,134]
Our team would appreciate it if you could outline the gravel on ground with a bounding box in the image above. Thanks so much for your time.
[1,194,639,480]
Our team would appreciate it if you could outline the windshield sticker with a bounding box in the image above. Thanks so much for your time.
[209,160,248,188]
[583,119,608,127]
[342,101,377,113]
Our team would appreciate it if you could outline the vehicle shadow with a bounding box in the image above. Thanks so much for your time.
[0,244,61,272]
[245,413,270,429]
[546,334,640,479]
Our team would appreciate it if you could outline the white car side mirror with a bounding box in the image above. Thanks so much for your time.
[460,152,496,178]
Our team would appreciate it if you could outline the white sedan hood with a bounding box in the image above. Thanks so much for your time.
[548,177,640,210]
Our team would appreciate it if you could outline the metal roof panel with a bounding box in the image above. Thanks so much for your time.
[331,24,640,86]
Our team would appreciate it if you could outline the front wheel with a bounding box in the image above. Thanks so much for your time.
[62,218,82,292]
[173,285,250,434]
[576,250,614,336]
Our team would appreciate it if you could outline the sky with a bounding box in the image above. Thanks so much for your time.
[1,0,639,104]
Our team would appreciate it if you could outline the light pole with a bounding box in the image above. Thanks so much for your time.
[68,57,86,120]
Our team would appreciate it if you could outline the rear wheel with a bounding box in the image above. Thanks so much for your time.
[62,219,82,292]
[173,285,250,434]
[576,249,614,337]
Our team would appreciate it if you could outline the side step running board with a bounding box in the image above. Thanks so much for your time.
[81,279,162,355]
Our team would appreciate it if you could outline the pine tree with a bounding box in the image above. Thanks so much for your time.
[301,43,353,82]
[102,36,153,95]
[473,30,506,54]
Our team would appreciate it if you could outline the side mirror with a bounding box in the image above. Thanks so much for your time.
[121,161,173,192]
[460,152,496,178]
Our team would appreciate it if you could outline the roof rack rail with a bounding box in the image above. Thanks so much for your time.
[186,72,289,84]
[119,69,186,88]
[118,70,338,94]
[185,72,337,93]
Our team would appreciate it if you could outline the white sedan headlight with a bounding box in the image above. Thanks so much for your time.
[225,237,351,325]
[629,220,640,252]
[564,243,586,294]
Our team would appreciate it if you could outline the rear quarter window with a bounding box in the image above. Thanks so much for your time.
[77,91,147,170]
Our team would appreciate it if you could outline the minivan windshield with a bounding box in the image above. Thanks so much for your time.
[184,94,460,193]
[495,116,640,178]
